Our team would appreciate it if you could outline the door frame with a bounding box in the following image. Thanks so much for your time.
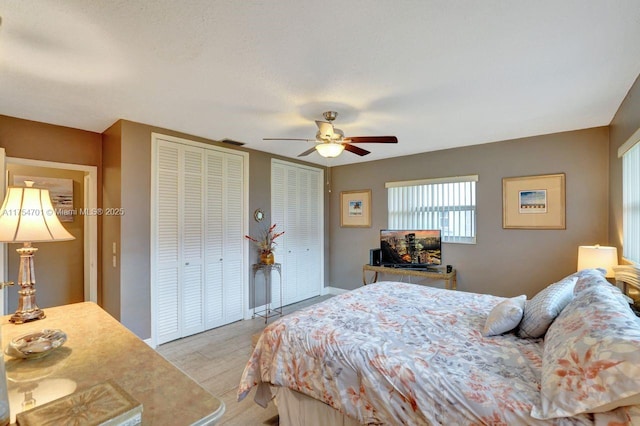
[0,149,5,313]
[3,157,98,314]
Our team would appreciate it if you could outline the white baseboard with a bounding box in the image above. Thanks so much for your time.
[322,286,350,296]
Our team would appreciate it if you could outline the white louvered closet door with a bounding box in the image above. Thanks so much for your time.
[155,141,181,344]
[222,154,244,322]
[271,160,323,307]
[284,166,300,305]
[181,147,206,337]
[204,151,224,329]
[153,135,246,345]
[270,164,286,307]
[204,151,244,328]
[301,170,322,299]
[295,169,312,301]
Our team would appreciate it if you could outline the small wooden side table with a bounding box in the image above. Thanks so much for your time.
[252,263,283,323]
[362,264,457,290]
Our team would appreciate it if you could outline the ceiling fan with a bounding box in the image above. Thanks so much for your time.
[263,111,398,158]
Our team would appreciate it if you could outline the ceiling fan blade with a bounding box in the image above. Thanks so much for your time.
[347,136,398,144]
[343,143,371,156]
[315,121,334,139]
[297,147,318,157]
[263,138,315,141]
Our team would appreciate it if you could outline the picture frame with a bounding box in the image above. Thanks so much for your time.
[13,175,75,222]
[340,189,371,228]
[502,173,565,229]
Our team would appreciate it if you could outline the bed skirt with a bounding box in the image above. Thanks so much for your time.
[274,387,362,426]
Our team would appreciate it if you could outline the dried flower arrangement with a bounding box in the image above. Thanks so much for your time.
[244,223,284,255]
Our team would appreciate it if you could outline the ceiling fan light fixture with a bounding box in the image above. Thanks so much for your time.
[315,143,345,158]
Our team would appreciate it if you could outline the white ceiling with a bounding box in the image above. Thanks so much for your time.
[1,1,639,166]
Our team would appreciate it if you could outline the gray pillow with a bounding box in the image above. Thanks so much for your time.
[517,276,578,338]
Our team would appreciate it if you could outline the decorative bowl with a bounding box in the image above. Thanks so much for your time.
[5,329,67,359]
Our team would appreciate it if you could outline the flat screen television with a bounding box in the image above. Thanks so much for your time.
[380,229,442,268]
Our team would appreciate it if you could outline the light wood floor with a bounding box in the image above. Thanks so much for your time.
[156,295,333,425]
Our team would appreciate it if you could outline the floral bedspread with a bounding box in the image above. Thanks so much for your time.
[237,282,638,425]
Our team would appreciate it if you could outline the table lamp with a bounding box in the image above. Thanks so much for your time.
[577,244,618,278]
[0,181,74,323]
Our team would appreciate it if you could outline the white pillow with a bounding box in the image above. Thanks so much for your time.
[482,295,527,337]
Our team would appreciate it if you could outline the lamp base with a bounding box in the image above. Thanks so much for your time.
[9,308,45,324]
[10,243,46,324]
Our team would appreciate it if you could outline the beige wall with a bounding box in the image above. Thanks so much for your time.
[103,120,328,338]
[102,121,122,318]
[609,74,640,255]
[330,127,610,297]
[0,115,102,167]
[6,165,85,311]
[0,115,103,308]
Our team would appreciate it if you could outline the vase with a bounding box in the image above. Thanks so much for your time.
[260,251,275,265]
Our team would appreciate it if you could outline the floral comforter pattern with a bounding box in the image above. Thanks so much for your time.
[237,282,638,425]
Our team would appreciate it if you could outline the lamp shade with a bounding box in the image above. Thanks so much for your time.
[577,245,618,278]
[315,143,345,158]
[0,183,74,243]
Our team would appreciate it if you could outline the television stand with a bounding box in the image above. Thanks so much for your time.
[390,265,440,272]
[362,264,457,290]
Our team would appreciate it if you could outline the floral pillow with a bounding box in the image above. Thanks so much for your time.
[517,276,577,338]
[482,295,526,337]
[572,267,607,294]
[532,280,640,419]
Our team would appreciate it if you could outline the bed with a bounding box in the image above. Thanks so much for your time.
[238,269,640,425]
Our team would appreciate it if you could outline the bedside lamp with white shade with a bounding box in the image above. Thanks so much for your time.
[0,181,75,323]
[577,245,618,278]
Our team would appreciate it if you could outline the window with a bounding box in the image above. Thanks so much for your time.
[386,175,477,244]
[621,131,640,265]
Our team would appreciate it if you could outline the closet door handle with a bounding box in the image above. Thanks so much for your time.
[185,262,190,266]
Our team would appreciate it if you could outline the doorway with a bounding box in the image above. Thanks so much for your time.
[2,157,97,315]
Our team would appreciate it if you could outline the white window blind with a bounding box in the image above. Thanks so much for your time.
[622,139,640,264]
[386,175,477,244]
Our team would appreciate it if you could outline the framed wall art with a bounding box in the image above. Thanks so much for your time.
[13,175,75,222]
[502,173,565,229]
[340,189,371,228]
